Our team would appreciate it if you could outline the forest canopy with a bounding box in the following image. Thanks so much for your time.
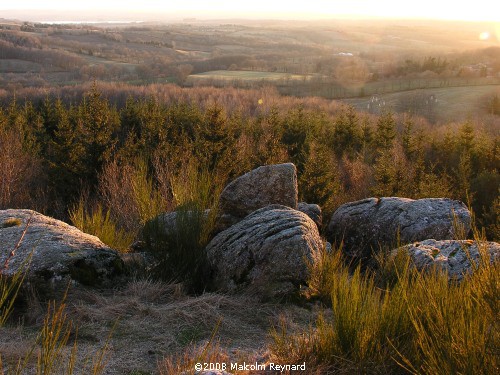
[0,82,498,241]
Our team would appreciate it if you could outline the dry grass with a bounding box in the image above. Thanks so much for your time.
[0,279,314,374]
[1,218,22,228]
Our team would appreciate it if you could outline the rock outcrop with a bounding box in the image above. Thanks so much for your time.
[327,197,471,261]
[217,163,298,230]
[395,239,499,281]
[0,209,124,297]
[206,205,322,299]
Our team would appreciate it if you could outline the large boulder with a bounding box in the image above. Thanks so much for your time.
[0,209,124,297]
[326,197,471,261]
[206,205,322,299]
[217,163,298,230]
[395,239,499,281]
[297,202,322,229]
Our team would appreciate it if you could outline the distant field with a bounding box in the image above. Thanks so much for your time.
[342,84,500,123]
[188,70,310,82]
[0,59,45,73]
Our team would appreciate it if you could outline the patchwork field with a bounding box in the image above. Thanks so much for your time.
[188,70,311,82]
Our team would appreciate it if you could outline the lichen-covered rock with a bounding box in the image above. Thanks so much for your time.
[217,163,298,230]
[326,197,471,261]
[206,205,322,299]
[0,209,124,297]
[297,202,322,229]
[394,239,499,281]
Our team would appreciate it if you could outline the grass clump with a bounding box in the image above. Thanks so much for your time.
[1,296,113,375]
[271,234,499,374]
[69,199,134,252]
[273,246,413,374]
[1,218,22,228]
[1,215,32,327]
[0,267,24,327]
[141,160,223,294]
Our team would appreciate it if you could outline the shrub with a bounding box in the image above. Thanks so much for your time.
[98,157,168,233]
[141,160,222,294]
[271,232,499,374]
[0,128,46,211]
[273,254,412,373]
[69,199,134,252]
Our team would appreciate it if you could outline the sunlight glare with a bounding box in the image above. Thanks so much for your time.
[479,32,490,40]
[1,0,498,22]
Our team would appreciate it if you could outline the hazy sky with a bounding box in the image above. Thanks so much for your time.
[1,0,499,21]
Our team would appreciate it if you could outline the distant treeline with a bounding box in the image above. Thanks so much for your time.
[0,83,498,239]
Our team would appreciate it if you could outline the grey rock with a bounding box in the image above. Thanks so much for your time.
[217,163,298,230]
[206,205,322,299]
[395,239,499,281]
[0,209,124,297]
[297,202,322,229]
[326,197,471,261]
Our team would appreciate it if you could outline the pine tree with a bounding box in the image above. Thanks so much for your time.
[77,84,119,187]
[281,106,309,172]
[332,106,362,159]
[195,104,236,171]
[300,142,342,213]
[374,111,396,154]
[47,103,86,210]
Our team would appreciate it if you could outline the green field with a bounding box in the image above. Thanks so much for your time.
[342,84,500,123]
[188,70,310,82]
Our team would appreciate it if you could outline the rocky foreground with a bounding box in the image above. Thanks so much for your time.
[1,162,498,375]
[1,163,498,300]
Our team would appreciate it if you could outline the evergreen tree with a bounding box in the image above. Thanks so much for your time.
[76,84,119,187]
[47,103,86,211]
[300,142,342,213]
[360,116,374,163]
[374,111,396,154]
[332,106,362,159]
[195,104,236,172]
[281,106,309,172]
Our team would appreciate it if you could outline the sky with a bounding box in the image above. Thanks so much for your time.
[1,0,499,22]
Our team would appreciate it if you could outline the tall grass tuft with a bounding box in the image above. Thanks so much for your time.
[397,231,499,374]
[98,157,169,233]
[1,215,32,327]
[273,245,413,373]
[271,227,499,374]
[0,263,25,327]
[142,160,223,294]
[69,199,134,252]
[1,293,112,375]
[129,157,167,227]
[304,242,345,304]
[36,299,73,375]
